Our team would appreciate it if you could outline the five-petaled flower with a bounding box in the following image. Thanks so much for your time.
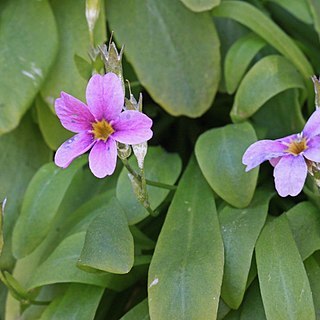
[242,109,320,197]
[54,72,153,178]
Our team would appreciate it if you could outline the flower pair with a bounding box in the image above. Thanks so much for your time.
[243,109,320,197]
[54,72,152,178]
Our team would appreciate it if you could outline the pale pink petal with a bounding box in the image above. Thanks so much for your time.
[273,155,307,197]
[304,136,320,162]
[269,157,281,167]
[242,140,287,171]
[111,110,153,144]
[86,73,124,121]
[55,132,95,168]
[55,92,95,133]
[303,109,320,138]
[88,139,117,178]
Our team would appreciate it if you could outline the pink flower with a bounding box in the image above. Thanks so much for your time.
[54,72,153,178]
[242,109,320,197]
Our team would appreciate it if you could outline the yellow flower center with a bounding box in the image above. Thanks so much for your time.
[285,137,308,155]
[92,119,114,141]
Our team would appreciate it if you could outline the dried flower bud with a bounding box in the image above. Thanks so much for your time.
[117,142,132,159]
[85,0,101,45]
[99,38,124,92]
[312,75,320,109]
[133,142,148,170]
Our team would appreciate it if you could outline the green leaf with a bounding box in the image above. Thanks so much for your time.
[40,283,103,320]
[266,0,313,24]
[240,280,266,320]
[41,0,105,108]
[305,255,320,319]
[212,0,314,79]
[27,232,143,291]
[78,197,134,274]
[179,0,220,12]
[286,202,320,260]
[0,0,58,134]
[12,158,85,259]
[117,147,182,225]
[120,299,150,320]
[107,0,220,117]
[252,89,305,139]
[36,96,73,150]
[225,33,266,94]
[219,188,273,309]
[256,215,315,320]
[308,0,320,42]
[148,157,224,319]
[195,122,258,208]
[0,113,51,269]
[231,55,305,122]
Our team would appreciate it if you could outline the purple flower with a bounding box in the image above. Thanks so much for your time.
[54,72,153,178]
[242,110,320,197]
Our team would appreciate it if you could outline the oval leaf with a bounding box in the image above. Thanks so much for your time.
[212,0,313,78]
[286,201,320,260]
[107,0,220,117]
[219,188,273,309]
[41,283,103,320]
[0,0,58,134]
[225,33,267,94]
[121,299,150,320]
[117,147,182,225]
[256,215,315,320]
[231,55,305,122]
[148,157,224,319]
[195,122,258,208]
[78,197,134,274]
[12,158,85,258]
[179,0,220,12]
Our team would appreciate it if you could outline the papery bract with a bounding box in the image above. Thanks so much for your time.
[54,72,153,178]
[243,109,320,197]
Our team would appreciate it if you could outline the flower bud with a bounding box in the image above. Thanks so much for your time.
[117,142,132,159]
[86,0,101,45]
[312,75,320,109]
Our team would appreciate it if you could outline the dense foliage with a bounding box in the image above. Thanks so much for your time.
[1,0,320,319]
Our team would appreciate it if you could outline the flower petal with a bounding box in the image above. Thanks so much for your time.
[303,109,320,138]
[273,155,307,197]
[242,140,287,171]
[86,73,124,121]
[111,110,153,144]
[89,139,117,178]
[55,132,95,168]
[269,157,281,167]
[303,136,320,162]
[55,92,95,133]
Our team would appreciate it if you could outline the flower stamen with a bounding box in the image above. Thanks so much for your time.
[92,119,114,141]
[285,137,308,155]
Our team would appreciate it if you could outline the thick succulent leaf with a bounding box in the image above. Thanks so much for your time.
[231,55,305,122]
[266,0,312,24]
[120,299,150,320]
[117,147,182,225]
[219,188,273,309]
[308,0,320,42]
[12,158,85,258]
[286,201,320,260]
[225,33,267,94]
[107,0,220,117]
[179,0,220,12]
[0,0,58,134]
[0,113,50,269]
[305,255,320,318]
[78,197,134,274]
[195,122,258,208]
[40,283,103,320]
[256,216,315,320]
[252,89,305,139]
[212,0,314,78]
[41,0,105,108]
[148,157,224,320]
